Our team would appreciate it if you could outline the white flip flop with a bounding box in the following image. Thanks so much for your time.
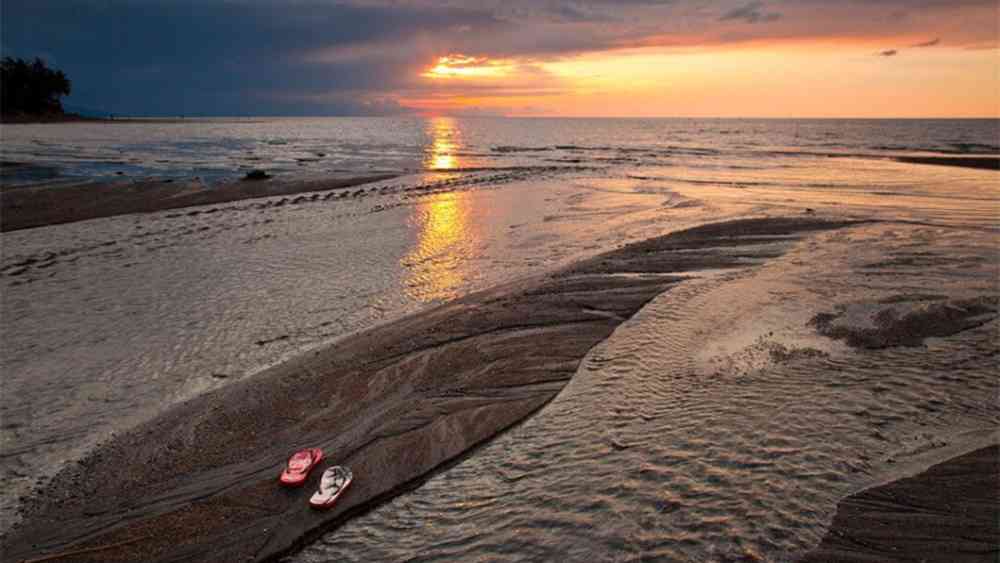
[309,466,353,509]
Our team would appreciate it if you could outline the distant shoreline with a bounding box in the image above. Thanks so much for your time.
[0,114,217,124]
[0,112,105,124]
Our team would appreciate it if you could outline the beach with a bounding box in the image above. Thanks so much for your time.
[4,218,861,562]
[1,117,998,562]
[803,445,998,562]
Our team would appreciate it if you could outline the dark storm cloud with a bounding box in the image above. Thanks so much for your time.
[718,1,782,23]
[1,0,502,115]
[544,2,620,23]
[0,0,661,116]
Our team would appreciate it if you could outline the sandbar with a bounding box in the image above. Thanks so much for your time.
[801,445,999,562]
[1,174,396,232]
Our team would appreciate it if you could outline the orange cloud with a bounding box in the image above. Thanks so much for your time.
[422,54,517,78]
[399,41,999,118]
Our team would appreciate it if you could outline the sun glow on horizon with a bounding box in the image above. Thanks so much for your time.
[422,54,515,79]
[404,43,999,118]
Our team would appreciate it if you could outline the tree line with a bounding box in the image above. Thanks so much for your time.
[1,57,72,116]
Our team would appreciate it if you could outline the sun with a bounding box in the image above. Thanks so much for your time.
[422,54,514,79]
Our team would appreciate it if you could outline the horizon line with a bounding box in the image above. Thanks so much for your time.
[90,114,1000,121]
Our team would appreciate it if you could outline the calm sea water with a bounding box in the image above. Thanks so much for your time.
[2,117,998,185]
[1,117,998,560]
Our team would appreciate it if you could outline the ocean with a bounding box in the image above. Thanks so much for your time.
[1,117,998,560]
[3,117,998,185]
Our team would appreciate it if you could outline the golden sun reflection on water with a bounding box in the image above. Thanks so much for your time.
[433,152,456,170]
[403,194,475,303]
[425,117,461,170]
[404,117,488,302]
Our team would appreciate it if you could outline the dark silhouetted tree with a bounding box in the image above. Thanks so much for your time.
[1,57,72,116]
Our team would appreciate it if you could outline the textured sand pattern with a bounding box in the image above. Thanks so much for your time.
[2,218,851,563]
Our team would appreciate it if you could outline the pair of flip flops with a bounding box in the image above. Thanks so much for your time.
[279,448,353,509]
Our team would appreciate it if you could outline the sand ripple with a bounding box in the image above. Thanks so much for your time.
[292,222,998,562]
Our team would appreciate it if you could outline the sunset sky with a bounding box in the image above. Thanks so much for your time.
[4,0,998,117]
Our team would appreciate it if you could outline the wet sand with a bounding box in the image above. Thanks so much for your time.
[0,174,396,232]
[1,217,855,563]
[801,445,999,562]
[892,156,1000,170]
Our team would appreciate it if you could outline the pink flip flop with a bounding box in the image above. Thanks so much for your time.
[279,448,323,487]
